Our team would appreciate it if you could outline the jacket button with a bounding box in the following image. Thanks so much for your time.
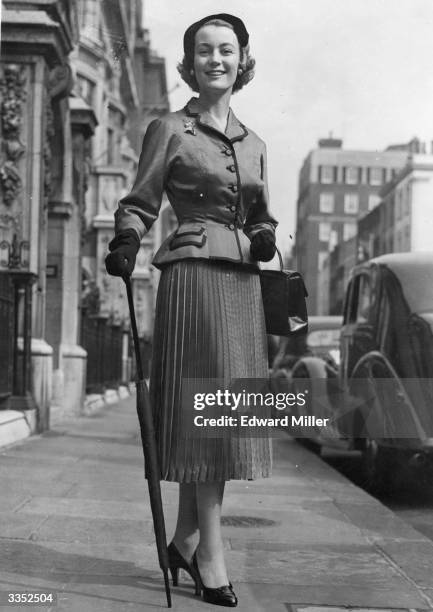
[222,148,232,156]
[228,223,235,230]
[230,205,236,212]
[229,184,238,193]
[227,164,236,172]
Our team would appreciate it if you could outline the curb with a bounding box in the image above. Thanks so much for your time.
[0,385,136,450]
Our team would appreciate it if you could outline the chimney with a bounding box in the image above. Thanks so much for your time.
[318,137,343,149]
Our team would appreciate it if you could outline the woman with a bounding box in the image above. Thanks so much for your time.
[106,13,278,607]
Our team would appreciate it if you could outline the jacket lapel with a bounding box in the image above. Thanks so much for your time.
[185,97,248,143]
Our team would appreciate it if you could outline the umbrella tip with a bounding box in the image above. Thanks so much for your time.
[163,570,172,607]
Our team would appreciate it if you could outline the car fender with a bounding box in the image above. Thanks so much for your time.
[290,356,337,423]
[349,350,428,444]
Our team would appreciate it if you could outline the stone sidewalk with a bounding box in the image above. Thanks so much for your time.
[1,396,433,611]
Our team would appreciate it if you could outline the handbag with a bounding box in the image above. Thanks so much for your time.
[259,248,308,336]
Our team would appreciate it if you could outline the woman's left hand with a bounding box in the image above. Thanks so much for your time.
[250,229,276,262]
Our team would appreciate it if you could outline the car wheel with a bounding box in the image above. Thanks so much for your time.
[361,438,398,494]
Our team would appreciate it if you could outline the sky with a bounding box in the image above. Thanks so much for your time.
[143,0,433,253]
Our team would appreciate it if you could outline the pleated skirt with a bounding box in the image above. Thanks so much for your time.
[149,259,272,482]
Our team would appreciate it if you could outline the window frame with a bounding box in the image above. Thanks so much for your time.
[344,192,359,214]
[345,166,359,185]
[320,165,334,184]
[319,192,335,213]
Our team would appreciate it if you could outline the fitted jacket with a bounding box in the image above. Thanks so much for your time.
[115,97,278,269]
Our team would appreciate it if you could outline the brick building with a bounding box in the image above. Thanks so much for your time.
[295,137,408,314]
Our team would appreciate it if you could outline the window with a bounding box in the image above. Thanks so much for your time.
[319,192,335,213]
[76,75,95,108]
[345,166,358,185]
[396,230,402,252]
[369,167,383,186]
[343,279,354,324]
[344,193,359,214]
[320,165,334,184]
[396,189,404,220]
[343,222,357,241]
[318,251,328,270]
[377,291,391,350]
[403,224,410,249]
[368,194,381,210]
[107,128,114,165]
[81,0,100,38]
[319,222,332,242]
[356,274,372,323]
[329,230,338,250]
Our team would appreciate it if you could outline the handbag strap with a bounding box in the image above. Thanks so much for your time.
[276,247,283,271]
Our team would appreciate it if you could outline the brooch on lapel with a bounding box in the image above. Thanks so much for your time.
[183,119,196,135]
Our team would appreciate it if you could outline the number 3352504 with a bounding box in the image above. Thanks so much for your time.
[6,592,56,604]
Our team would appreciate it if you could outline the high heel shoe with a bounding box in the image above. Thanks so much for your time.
[192,551,238,607]
[167,542,200,592]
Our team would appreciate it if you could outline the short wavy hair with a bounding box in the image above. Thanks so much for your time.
[177,18,255,94]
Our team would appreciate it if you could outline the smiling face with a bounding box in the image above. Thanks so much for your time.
[193,24,241,94]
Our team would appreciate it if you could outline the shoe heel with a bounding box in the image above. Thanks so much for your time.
[170,566,179,586]
[194,579,201,596]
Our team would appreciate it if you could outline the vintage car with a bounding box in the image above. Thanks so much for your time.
[269,315,342,394]
[290,252,433,489]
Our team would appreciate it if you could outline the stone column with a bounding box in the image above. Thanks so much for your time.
[1,2,78,427]
[50,97,97,420]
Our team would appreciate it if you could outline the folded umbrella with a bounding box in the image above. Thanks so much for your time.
[124,275,171,608]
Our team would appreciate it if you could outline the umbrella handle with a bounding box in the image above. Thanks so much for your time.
[123,275,144,381]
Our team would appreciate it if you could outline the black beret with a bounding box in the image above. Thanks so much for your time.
[183,13,249,56]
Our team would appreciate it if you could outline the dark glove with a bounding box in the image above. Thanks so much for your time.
[250,229,276,262]
[105,229,140,277]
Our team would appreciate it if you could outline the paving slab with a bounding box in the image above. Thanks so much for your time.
[334,501,428,541]
[30,516,155,545]
[0,512,48,539]
[1,475,75,499]
[16,497,151,522]
[372,539,433,588]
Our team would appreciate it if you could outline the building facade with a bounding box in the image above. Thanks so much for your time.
[295,137,408,315]
[358,150,433,259]
[0,1,168,430]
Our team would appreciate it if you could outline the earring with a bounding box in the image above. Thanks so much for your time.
[237,67,243,76]
[190,69,194,76]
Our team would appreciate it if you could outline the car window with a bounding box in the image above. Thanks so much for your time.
[344,279,358,324]
[377,289,390,350]
[342,280,352,324]
[356,274,372,323]
[307,329,340,348]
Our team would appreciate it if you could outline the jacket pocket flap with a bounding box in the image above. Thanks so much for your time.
[169,224,207,250]
[174,225,206,238]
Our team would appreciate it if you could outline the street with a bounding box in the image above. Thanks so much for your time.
[1,396,433,611]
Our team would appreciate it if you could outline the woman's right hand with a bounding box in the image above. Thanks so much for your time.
[105,229,140,277]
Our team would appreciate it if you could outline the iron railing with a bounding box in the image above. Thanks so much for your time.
[80,311,124,391]
[0,273,13,407]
